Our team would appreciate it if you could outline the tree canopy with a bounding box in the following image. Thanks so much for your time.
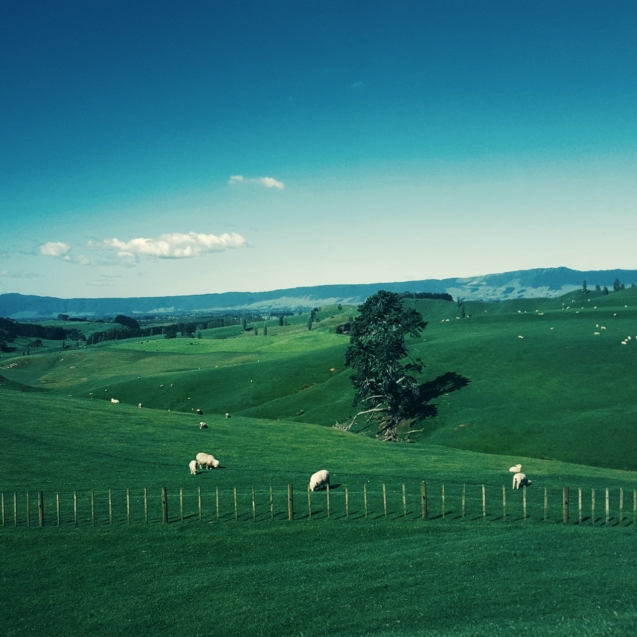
[344,290,427,441]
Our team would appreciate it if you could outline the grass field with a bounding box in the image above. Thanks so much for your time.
[2,291,637,635]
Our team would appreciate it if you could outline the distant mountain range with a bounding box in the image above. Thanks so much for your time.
[1,267,636,319]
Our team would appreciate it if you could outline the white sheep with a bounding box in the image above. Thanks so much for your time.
[110,398,120,404]
[138,403,143,408]
[189,460,198,475]
[225,413,231,419]
[309,469,330,492]
[196,452,220,470]
[512,472,531,489]
[199,422,208,429]
[196,408,204,416]
[509,464,522,473]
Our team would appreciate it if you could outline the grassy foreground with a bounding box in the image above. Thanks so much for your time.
[2,522,637,637]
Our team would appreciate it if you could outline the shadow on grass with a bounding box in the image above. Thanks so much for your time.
[416,371,470,419]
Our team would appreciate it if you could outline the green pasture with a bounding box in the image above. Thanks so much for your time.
[2,289,637,470]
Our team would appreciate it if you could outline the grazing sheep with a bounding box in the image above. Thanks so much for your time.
[309,469,330,492]
[199,421,208,429]
[196,408,204,416]
[110,398,120,404]
[509,464,522,473]
[512,472,531,489]
[225,413,231,419]
[138,403,143,408]
[196,452,220,470]
[189,460,197,475]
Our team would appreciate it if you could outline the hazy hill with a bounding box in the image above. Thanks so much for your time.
[2,266,636,319]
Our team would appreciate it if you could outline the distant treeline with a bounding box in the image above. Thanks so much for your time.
[0,317,85,342]
[86,314,265,345]
[401,292,454,302]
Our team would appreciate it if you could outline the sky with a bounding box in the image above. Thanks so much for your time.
[1,0,636,298]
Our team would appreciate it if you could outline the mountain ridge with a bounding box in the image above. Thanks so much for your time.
[2,266,636,319]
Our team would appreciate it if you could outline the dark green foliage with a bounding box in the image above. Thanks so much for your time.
[0,317,83,342]
[596,284,601,292]
[278,316,285,327]
[113,315,140,330]
[603,286,609,295]
[242,316,247,330]
[263,323,267,336]
[613,278,621,292]
[345,291,427,441]
[582,280,587,293]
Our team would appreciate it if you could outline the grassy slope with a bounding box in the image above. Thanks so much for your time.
[1,391,637,637]
[2,290,637,472]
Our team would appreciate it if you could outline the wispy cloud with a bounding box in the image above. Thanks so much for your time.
[229,175,284,190]
[0,270,44,279]
[94,231,247,262]
[40,242,71,258]
[351,81,365,91]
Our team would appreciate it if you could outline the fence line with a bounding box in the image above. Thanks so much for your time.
[1,484,635,529]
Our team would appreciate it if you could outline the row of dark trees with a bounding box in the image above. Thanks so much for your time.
[0,317,85,343]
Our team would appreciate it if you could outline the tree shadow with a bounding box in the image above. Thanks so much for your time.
[408,371,470,420]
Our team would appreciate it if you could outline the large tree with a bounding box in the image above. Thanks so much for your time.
[343,290,427,441]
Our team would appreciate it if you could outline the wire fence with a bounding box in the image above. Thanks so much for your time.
[2,483,636,529]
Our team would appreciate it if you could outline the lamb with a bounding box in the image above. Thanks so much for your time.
[110,398,120,404]
[512,472,531,489]
[196,409,204,416]
[309,469,330,492]
[509,464,522,473]
[196,452,220,470]
[189,460,197,475]
[199,421,208,429]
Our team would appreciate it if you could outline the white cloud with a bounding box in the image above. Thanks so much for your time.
[229,175,284,190]
[0,270,44,279]
[40,242,71,258]
[351,81,365,91]
[97,231,247,261]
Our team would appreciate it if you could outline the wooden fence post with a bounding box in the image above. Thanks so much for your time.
[591,489,595,525]
[578,488,582,524]
[91,491,95,526]
[382,484,387,519]
[346,486,350,520]
[288,484,294,521]
[523,487,527,521]
[269,486,273,521]
[234,487,238,522]
[180,488,184,523]
[74,491,77,527]
[619,488,623,526]
[326,484,330,519]
[38,491,44,527]
[364,484,368,519]
[544,487,548,521]
[14,493,17,527]
[462,484,466,520]
[108,490,112,525]
[252,487,256,522]
[482,485,486,519]
[307,488,312,520]
[1,493,4,527]
[421,482,428,520]
[605,488,610,525]
[161,487,168,524]
[216,487,220,523]
[198,487,202,522]
[127,489,131,525]
[502,485,506,521]
[144,488,148,524]
[56,493,60,527]
[563,487,569,524]
[402,484,407,519]
[26,492,30,528]
[442,484,446,520]
[633,490,636,526]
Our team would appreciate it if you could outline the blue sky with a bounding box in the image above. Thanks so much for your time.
[1,1,636,298]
